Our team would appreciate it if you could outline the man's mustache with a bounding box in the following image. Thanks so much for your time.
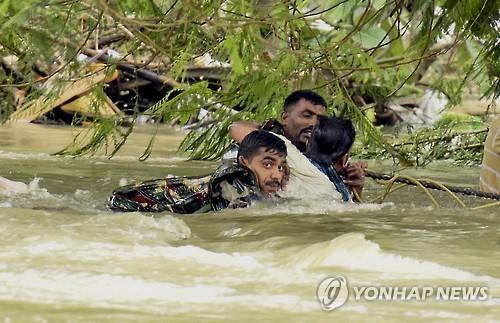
[265,180,281,188]
[300,126,314,136]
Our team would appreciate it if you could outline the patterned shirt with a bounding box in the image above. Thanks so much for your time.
[108,163,259,213]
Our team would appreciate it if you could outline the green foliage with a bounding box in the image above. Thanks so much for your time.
[352,113,488,166]
[1,0,498,161]
[55,116,134,158]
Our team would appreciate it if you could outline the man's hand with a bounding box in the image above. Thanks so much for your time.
[338,160,368,202]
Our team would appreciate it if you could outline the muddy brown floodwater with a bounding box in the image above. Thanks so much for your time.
[0,123,498,322]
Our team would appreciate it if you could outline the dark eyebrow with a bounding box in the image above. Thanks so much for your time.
[262,156,277,162]
[303,109,316,115]
[303,107,326,116]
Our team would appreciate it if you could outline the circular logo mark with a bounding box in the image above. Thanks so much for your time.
[316,275,349,311]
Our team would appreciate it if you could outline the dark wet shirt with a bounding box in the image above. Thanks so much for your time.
[108,163,259,214]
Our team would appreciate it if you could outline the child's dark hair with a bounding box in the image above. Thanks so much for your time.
[237,130,287,161]
[284,90,327,112]
[306,117,355,165]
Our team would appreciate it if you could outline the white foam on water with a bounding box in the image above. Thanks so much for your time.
[0,150,191,168]
[73,189,90,198]
[0,149,186,163]
[0,269,316,314]
[217,227,243,238]
[27,178,50,196]
[148,214,192,240]
[24,242,64,255]
[0,201,12,208]
[158,245,261,268]
[0,177,50,197]
[18,240,260,268]
[246,198,391,216]
[0,150,58,161]
[1,238,314,313]
[0,270,232,304]
[0,176,29,194]
[0,177,107,213]
[87,213,192,240]
[0,177,77,213]
[118,177,128,186]
[1,231,496,316]
[281,232,498,282]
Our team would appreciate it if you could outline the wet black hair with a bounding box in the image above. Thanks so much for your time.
[237,130,287,161]
[305,117,355,165]
[283,90,327,112]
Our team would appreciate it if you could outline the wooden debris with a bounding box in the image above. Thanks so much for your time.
[7,67,118,123]
[3,37,232,126]
[60,92,120,117]
[82,48,181,88]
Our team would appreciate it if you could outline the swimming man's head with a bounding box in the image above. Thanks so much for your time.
[237,130,287,194]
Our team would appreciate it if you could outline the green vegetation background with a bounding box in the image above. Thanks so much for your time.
[0,0,498,166]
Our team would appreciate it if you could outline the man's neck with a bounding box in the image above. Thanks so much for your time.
[284,131,307,152]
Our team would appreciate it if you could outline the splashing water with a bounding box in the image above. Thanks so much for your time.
[0,124,498,321]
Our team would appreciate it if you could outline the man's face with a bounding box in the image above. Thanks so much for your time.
[282,98,327,151]
[239,148,287,194]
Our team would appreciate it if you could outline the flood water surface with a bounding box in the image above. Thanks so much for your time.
[0,124,499,322]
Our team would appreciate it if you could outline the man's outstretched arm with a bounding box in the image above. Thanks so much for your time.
[228,121,260,143]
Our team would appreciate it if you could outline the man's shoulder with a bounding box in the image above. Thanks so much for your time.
[211,162,252,181]
[261,119,285,135]
[209,162,259,211]
[259,119,297,151]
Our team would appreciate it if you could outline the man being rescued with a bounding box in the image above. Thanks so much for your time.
[108,113,357,214]
[108,130,287,213]
[108,90,360,213]
[228,89,365,201]
[230,116,356,203]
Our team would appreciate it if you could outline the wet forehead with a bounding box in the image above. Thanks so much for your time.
[290,98,327,115]
[252,148,287,163]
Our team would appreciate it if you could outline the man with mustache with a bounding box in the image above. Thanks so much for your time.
[108,130,287,213]
[237,130,287,195]
[229,90,366,200]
